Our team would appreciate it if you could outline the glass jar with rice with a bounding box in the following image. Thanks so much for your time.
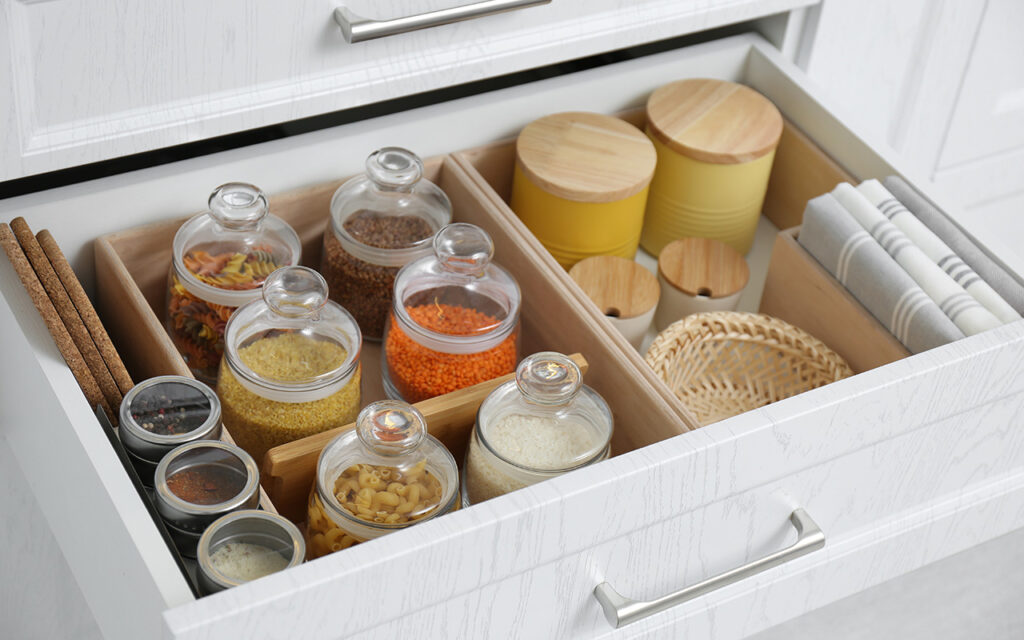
[306,400,459,559]
[463,351,613,505]
[216,266,362,463]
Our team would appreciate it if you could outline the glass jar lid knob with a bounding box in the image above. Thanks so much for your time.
[516,352,582,404]
[366,147,424,190]
[208,183,268,231]
[357,400,426,455]
[262,266,328,318]
[433,223,493,276]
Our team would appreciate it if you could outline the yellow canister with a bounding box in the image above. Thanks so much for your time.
[641,79,783,256]
[510,112,657,269]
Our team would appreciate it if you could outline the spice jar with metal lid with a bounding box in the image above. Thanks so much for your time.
[118,375,222,486]
[463,351,613,505]
[154,440,261,557]
[197,510,304,594]
[216,266,362,464]
[306,400,460,560]
[166,182,302,383]
[382,223,520,403]
[322,147,452,341]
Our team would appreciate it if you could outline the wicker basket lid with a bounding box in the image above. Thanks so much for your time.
[646,79,783,165]
[515,112,657,203]
[658,237,749,298]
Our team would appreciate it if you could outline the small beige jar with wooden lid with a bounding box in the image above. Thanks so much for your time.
[654,237,749,331]
[510,112,657,269]
[641,79,783,256]
[569,255,660,350]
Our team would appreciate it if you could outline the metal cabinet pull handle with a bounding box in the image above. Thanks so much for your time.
[594,508,826,628]
[333,0,552,43]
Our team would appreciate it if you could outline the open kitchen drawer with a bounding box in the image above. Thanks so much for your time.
[2,34,1024,639]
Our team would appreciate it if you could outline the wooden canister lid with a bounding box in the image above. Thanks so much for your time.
[515,112,657,203]
[646,79,783,164]
[658,238,749,298]
[569,256,659,319]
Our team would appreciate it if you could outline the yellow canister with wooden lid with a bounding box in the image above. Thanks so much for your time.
[641,79,783,256]
[510,112,657,269]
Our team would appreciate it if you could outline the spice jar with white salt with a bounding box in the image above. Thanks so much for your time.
[463,351,613,505]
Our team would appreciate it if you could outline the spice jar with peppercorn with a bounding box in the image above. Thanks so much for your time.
[216,266,363,464]
[463,351,613,505]
[166,183,301,383]
[306,400,460,559]
[321,148,452,340]
[382,223,521,403]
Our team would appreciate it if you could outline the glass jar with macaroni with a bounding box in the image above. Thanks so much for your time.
[306,400,460,559]
[463,351,614,505]
[216,266,362,464]
[166,182,301,383]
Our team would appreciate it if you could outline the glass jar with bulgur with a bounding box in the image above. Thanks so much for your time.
[216,266,362,463]
[306,400,459,559]
[322,148,451,341]
[166,182,301,383]
[463,351,613,506]
[382,223,521,403]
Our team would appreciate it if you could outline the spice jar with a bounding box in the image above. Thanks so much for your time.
[154,440,261,557]
[383,223,520,403]
[463,351,613,505]
[305,400,459,559]
[118,375,222,486]
[322,148,452,340]
[216,266,362,464]
[166,183,301,383]
[197,510,304,594]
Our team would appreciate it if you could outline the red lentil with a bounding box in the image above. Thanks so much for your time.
[385,303,517,402]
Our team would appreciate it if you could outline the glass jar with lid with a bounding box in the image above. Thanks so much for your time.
[306,400,460,559]
[463,351,613,505]
[321,148,452,341]
[216,266,362,463]
[382,223,521,403]
[167,183,301,383]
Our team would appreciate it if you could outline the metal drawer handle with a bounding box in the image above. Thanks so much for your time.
[333,0,552,43]
[594,508,825,628]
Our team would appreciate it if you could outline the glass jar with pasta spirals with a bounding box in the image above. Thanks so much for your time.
[382,223,521,403]
[306,400,459,559]
[166,183,301,383]
[216,266,362,464]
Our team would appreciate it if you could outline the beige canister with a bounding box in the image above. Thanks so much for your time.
[510,112,657,269]
[654,238,749,331]
[641,79,783,256]
[569,256,659,350]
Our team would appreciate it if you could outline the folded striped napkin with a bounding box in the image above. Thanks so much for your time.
[857,179,1019,324]
[883,175,1024,316]
[798,193,963,353]
[832,183,1001,336]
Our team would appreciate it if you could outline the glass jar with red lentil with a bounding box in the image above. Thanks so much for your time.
[382,223,521,403]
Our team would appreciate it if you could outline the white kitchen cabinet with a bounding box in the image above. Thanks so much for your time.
[2,12,1024,640]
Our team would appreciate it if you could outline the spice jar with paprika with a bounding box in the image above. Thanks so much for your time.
[382,223,521,403]
[216,266,362,463]
[321,148,451,341]
[166,183,301,383]
[306,400,460,559]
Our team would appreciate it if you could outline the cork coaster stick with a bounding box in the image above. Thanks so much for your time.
[37,229,134,394]
[11,218,124,416]
[0,223,114,423]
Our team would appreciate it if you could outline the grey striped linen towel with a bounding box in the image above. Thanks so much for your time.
[883,175,1024,316]
[798,193,964,353]
[857,179,1020,324]
[832,183,1001,336]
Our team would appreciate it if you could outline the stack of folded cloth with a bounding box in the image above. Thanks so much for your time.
[798,177,1023,354]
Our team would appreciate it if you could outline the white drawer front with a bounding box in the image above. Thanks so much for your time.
[1,34,1022,639]
[0,0,815,180]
